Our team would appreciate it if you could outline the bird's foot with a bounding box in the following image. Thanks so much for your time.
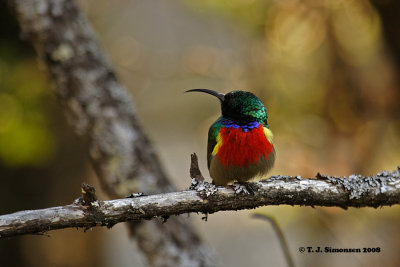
[233,182,256,195]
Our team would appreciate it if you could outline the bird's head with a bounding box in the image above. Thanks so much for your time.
[186,89,268,126]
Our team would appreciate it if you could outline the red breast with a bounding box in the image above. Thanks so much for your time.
[215,124,273,168]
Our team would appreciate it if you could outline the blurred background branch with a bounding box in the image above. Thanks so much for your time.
[252,213,294,267]
[6,0,216,266]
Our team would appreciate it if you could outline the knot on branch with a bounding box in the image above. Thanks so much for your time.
[188,153,220,198]
[189,153,204,184]
[75,183,114,230]
[79,182,99,206]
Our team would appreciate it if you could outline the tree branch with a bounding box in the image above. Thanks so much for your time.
[2,166,400,238]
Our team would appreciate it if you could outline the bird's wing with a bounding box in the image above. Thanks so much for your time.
[207,117,224,169]
[263,126,273,143]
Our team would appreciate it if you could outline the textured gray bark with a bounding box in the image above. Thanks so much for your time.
[8,0,216,266]
[1,167,400,238]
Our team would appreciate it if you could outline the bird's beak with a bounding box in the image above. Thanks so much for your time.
[185,89,225,102]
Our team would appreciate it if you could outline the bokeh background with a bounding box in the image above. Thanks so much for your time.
[1,0,400,266]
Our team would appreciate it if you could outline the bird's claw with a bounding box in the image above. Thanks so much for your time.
[233,182,255,195]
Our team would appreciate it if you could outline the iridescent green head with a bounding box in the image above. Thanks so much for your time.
[186,89,268,126]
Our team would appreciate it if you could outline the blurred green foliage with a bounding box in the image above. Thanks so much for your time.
[0,41,55,167]
[185,0,271,33]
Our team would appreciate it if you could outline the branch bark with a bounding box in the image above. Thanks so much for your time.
[8,0,216,266]
[1,167,400,238]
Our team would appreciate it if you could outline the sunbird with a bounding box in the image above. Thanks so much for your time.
[186,89,275,185]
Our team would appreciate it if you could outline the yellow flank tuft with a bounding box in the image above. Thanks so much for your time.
[212,132,223,156]
[263,127,274,143]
